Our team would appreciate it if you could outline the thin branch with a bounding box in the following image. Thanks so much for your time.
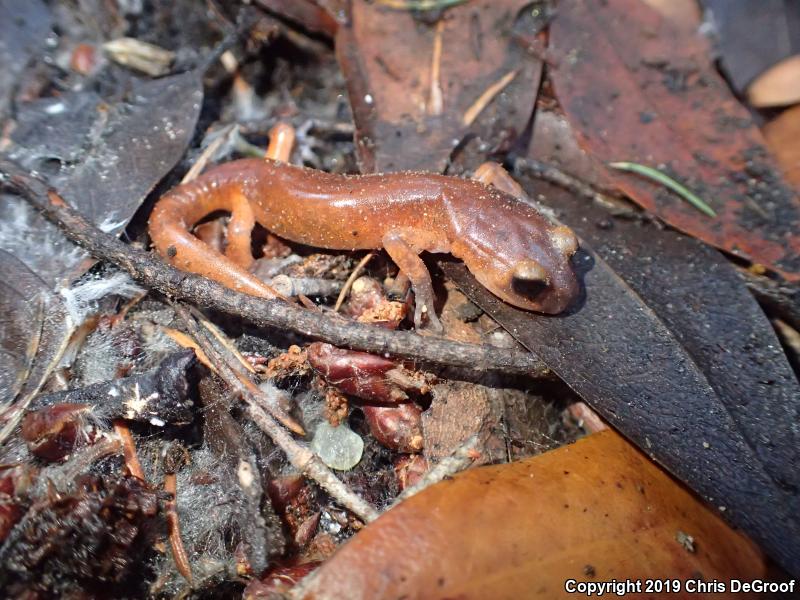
[512,156,637,217]
[0,157,548,376]
[173,304,379,522]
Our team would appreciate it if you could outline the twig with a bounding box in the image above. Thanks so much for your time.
[512,156,636,216]
[0,157,548,376]
[462,70,518,126]
[428,20,445,116]
[163,442,193,585]
[114,420,146,479]
[181,130,232,184]
[173,304,380,522]
[334,252,375,312]
[175,304,305,435]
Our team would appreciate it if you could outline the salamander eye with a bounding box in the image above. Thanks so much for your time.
[512,260,550,298]
[551,226,579,257]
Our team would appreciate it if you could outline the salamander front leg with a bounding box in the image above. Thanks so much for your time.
[472,162,526,199]
[382,230,443,333]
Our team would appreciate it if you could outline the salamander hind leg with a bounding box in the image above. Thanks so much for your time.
[382,230,443,333]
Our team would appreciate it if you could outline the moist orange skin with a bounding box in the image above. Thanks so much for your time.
[148,159,579,328]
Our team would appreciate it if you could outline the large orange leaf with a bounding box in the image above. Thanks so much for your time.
[549,0,800,280]
[294,431,767,599]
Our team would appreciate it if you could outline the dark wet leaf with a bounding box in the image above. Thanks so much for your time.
[518,168,800,490]
[439,186,800,573]
[549,0,800,280]
[334,0,544,172]
[0,0,52,121]
[0,71,203,288]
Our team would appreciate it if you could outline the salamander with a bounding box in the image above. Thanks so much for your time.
[148,157,580,331]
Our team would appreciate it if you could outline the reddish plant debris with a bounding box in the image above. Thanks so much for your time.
[394,454,428,491]
[341,276,384,316]
[307,342,405,403]
[362,403,423,453]
[294,431,767,599]
[243,561,321,599]
[0,464,36,543]
[265,344,310,381]
[567,402,608,434]
[343,275,408,328]
[294,511,321,547]
[20,403,95,462]
[549,0,800,280]
[323,386,349,426]
[2,475,160,598]
[266,474,306,514]
[69,43,97,75]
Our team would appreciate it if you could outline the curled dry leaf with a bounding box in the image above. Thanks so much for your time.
[293,431,767,599]
[549,0,800,280]
[362,403,423,453]
[307,342,430,404]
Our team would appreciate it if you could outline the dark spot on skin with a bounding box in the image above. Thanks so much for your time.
[584,565,596,577]
[639,111,655,124]
[166,245,177,258]
[352,230,358,237]
[438,577,446,587]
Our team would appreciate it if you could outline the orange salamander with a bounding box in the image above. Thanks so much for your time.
[148,159,580,331]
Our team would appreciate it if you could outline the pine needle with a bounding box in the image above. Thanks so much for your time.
[609,161,717,217]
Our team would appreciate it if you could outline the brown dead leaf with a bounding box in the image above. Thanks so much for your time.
[335,0,544,172]
[294,430,767,599]
[549,0,800,280]
[763,104,800,190]
[422,382,497,461]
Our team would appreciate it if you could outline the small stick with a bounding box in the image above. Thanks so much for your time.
[334,252,375,312]
[462,70,518,126]
[114,420,146,479]
[163,442,193,585]
[181,131,231,184]
[428,20,445,116]
[512,157,637,217]
[0,158,549,376]
[174,304,379,522]
[196,313,257,374]
[271,274,343,298]
[179,305,305,435]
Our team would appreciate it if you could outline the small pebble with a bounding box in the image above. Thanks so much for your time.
[310,421,364,471]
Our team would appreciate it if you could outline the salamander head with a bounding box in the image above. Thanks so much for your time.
[462,218,581,315]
